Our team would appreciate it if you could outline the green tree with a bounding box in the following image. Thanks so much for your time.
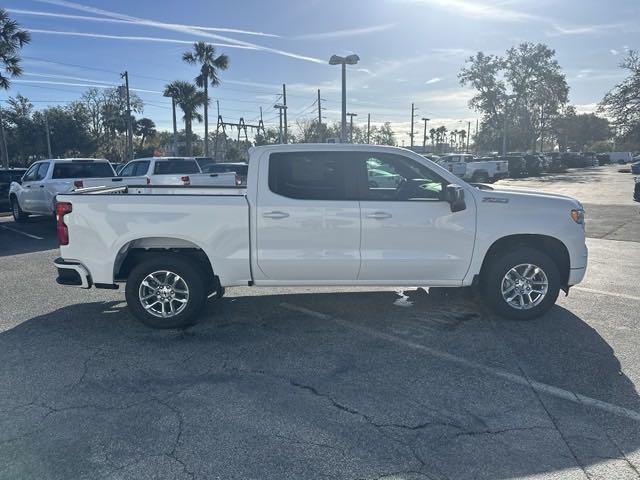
[553,107,610,151]
[183,42,229,157]
[135,117,156,148]
[371,122,396,146]
[460,43,569,152]
[599,50,640,149]
[165,80,206,156]
[0,9,30,90]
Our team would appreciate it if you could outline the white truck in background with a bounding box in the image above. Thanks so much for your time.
[53,144,587,329]
[437,154,509,183]
[9,158,117,221]
[83,157,238,188]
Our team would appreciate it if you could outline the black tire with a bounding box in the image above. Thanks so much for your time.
[482,247,560,320]
[125,254,208,329]
[472,172,489,183]
[11,197,29,223]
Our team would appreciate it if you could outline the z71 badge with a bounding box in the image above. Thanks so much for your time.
[482,197,509,203]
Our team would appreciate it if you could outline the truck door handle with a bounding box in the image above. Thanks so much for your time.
[366,211,392,219]
[39,185,45,188]
[262,211,290,219]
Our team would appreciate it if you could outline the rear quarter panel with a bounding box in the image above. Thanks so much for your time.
[58,193,251,286]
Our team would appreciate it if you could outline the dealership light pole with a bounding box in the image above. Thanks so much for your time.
[421,117,430,149]
[329,54,360,143]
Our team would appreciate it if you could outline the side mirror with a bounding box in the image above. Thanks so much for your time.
[445,184,466,213]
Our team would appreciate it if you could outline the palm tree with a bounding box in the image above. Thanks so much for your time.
[163,83,180,155]
[429,128,436,148]
[135,118,156,148]
[451,129,458,152]
[0,9,30,90]
[165,80,206,156]
[459,129,467,153]
[183,42,229,157]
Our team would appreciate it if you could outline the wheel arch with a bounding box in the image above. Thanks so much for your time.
[479,234,570,287]
[113,237,216,288]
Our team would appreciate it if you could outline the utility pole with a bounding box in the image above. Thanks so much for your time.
[367,113,371,144]
[502,109,508,156]
[121,71,133,161]
[282,84,288,144]
[409,103,415,148]
[341,63,347,142]
[421,117,430,150]
[466,120,471,153]
[45,112,52,157]
[0,107,8,168]
[274,103,287,143]
[539,105,545,153]
[317,89,323,142]
[214,100,221,161]
[346,112,357,143]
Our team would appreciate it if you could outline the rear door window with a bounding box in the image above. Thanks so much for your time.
[154,159,200,175]
[52,162,115,179]
[268,152,354,200]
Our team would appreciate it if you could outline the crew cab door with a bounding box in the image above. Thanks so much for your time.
[20,162,49,213]
[355,152,476,283]
[255,151,361,282]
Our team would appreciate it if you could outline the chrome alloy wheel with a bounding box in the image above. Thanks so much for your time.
[12,201,20,218]
[138,270,190,318]
[501,263,548,310]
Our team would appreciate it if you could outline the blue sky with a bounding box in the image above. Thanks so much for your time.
[4,0,640,144]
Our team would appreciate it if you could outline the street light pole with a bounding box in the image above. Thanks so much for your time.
[347,112,357,143]
[421,117,430,150]
[329,54,360,143]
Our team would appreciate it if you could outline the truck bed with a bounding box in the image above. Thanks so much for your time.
[56,185,251,287]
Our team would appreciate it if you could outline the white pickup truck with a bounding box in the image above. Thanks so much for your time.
[9,158,117,221]
[83,157,238,188]
[437,154,509,183]
[54,144,587,329]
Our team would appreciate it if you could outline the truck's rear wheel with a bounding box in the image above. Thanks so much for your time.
[472,171,489,183]
[11,197,29,223]
[483,248,560,320]
[125,255,207,329]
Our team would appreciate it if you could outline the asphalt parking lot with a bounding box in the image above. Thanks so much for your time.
[1,165,639,480]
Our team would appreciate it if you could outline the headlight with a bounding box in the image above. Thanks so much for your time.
[571,208,585,225]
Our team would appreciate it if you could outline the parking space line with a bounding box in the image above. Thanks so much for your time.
[281,302,640,423]
[0,224,44,240]
[573,286,640,302]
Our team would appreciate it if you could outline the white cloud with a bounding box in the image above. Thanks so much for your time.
[547,22,630,37]
[390,0,539,22]
[294,24,396,40]
[610,49,619,56]
[35,0,324,63]
[7,8,280,37]
[425,77,442,85]
[28,28,258,50]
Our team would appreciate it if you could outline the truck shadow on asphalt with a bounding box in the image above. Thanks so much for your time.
[1,289,639,479]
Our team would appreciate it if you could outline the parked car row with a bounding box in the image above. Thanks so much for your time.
[7,157,248,222]
[425,150,636,183]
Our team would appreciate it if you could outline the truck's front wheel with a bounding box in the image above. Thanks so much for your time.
[11,197,29,223]
[125,255,207,329]
[483,248,560,320]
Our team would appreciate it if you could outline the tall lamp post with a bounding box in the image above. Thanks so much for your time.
[329,54,360,143]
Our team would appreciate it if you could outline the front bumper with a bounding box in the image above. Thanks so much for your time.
[54,257,92,289]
